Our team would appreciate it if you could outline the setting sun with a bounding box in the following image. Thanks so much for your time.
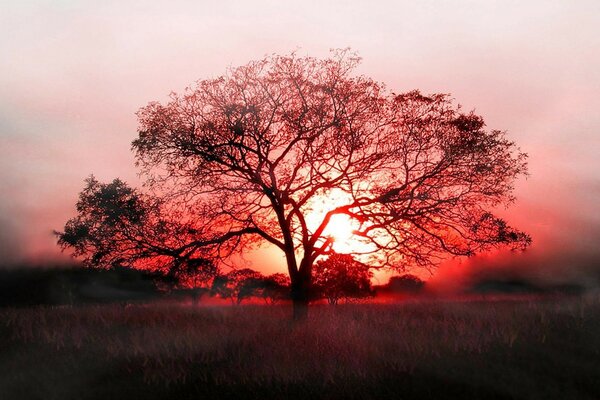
[303,191,374,255]
[325,214,358,252]
[303,190,366,254]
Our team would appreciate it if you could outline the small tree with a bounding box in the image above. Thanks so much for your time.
[174,258,220,305]
[381,274,425,296]
[260,273,291,304]
[313,253,373,304]
[209,269,290,304]
[210,274,234,302]
[211,268,263,304]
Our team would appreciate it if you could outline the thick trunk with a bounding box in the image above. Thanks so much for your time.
[290,272,311,321]
[292,296,309,320]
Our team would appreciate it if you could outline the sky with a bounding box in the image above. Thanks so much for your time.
[1,1,599,288]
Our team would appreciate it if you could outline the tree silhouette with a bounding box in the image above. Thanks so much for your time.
[57,176,243,285]
[313,253,373,304]
[172,258,219,305]
[58,50,530,319]
[210,268,263,304]
[379,274,425,296]
[260,273,291,304]
[235,272,291,304]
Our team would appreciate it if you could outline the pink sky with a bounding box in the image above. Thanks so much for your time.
[1,1,599,286]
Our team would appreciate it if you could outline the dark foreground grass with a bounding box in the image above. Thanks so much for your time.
[1,296,600,400]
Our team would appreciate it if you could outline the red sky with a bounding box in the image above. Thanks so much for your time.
[1,1,599,287]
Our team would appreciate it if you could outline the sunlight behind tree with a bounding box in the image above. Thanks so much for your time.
[57,49,530,319]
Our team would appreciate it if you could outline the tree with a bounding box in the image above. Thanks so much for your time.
[313,253,373,304]
[56,176,235,287]
[238,272,291,304]
[210,270,290,304]
[379,274,425,296]
[172,258,219,305]
[210,268,263,304]
[209,274,235,302]
[58,50,530,319]
[260,273,291,304]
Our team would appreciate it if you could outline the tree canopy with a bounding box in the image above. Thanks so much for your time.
[377,274,426,296]
[57,50,530,318]
[57,176,232,280]
[313,253,373,304]
[211,269,290,304]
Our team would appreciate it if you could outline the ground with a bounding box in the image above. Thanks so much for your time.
[2,296,600,399]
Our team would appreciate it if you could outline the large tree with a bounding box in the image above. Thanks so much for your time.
[58,50,530,319]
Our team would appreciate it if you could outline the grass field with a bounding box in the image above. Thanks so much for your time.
[2,295,600,399]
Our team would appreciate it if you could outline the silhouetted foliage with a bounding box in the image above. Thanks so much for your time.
[467,277,585,296]
[56,176,225,287]
[260,273,291,304]
[0,265,161,307]
[210,268,261,304]
[58,50,530,318]
[237,272,291,304]
[209,269,290,304]
[470,278,542,294]
[313,253,373,304]
[377,274,426,296]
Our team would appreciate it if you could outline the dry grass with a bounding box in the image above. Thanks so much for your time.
[2,295,600,399]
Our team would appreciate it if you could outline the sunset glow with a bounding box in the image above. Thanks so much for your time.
[304,190,373,255]
[0,1,598,293]
[325,214,358,251]
[2,3,600,398]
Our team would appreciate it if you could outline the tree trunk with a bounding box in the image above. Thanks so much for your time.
[292,296,309,321]
[291,274,311,321]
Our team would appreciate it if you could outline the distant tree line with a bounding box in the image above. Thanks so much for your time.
[374,274,426,297]
[0,253,377,307]
[4,259,582,308]
[181,252,377,305]
[0,265,160,307]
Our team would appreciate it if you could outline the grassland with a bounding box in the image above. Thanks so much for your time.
[1,295,600,399]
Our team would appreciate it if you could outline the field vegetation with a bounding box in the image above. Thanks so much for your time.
[2,295,600,399]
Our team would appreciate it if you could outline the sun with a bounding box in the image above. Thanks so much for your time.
[324,214,358,252]
[303,190,371,254]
